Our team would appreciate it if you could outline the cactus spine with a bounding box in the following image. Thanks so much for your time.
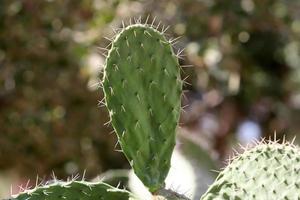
[103,24,182,193]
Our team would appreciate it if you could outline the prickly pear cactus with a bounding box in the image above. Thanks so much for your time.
[103,24,182,192]
[9,181,134,200]
[201,142,300,200]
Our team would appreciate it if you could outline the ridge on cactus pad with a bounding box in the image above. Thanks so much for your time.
[8,181,134,200]
[102,24,182,193]
[201,141,300,200]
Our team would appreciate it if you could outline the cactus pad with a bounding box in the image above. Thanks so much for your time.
[9,181,134,200]
[201,142,300,200]
[103,24,182,192]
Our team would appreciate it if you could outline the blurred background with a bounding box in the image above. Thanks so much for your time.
[1,0,300,199]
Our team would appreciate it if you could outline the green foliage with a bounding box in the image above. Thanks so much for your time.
[103,24,182,193]
[9,181,134,200]
[201,142,300,200]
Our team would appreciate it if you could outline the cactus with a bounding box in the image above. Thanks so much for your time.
[5,19,300,200]
[201,141,300,200]
[9,181,134,200]
[102,24,182,193]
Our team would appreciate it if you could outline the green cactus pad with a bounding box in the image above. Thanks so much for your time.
[201,142,300,200]
[9,181,134,200]
[103,24,182,192]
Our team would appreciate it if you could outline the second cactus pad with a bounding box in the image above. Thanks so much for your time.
[103,24,182,192]
[11,181,133,200]
[201,142,300,200]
